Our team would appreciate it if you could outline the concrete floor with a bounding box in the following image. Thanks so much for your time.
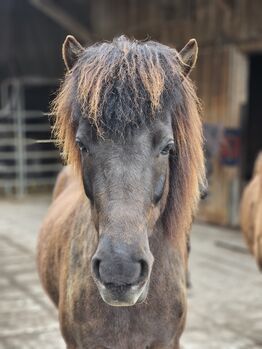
[0,196,261,349]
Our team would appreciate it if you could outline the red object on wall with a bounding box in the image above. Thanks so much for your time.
[220,129,241,166]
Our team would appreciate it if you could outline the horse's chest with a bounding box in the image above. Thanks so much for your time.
[62,242,186,348]
[66,276,186,349]
[73,300,184,349]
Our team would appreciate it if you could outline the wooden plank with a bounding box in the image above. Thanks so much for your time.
[196,45,248,226]
[28,0,93,43]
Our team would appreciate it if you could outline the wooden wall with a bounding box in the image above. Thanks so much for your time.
[86,0,262,49]
[194,46,249,225]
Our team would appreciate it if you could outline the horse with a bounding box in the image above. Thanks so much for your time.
[37,35,205,349]
[240,152,262,271]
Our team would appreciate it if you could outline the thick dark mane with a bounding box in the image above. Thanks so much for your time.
[52,36,205,242]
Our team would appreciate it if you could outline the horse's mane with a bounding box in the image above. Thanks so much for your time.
[52,36,205,242]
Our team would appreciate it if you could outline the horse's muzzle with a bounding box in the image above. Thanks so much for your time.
[91,236,153,306]
[95,279,149,306]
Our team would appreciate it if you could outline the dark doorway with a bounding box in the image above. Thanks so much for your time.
[242,54,262,182]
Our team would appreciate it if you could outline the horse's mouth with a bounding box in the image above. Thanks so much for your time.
[96,281,149,307]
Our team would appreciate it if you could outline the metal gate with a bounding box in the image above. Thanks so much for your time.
[0,77,62,196]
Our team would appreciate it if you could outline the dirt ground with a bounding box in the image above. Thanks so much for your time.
[0,196,261,349]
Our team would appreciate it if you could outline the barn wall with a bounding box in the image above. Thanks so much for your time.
[193,46,249,225]
[3,1,262,79]
[86,1,262,47]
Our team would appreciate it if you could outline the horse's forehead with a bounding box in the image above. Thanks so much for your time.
[76,111,172,145]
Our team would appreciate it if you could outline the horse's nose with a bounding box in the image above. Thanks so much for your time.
[92,256,149,286]
[91,239,150,287]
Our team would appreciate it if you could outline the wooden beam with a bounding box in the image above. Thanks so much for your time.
[28,0,93,44]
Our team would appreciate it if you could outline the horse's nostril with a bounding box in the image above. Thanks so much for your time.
[139,259,149,282]
[91,257,101,281]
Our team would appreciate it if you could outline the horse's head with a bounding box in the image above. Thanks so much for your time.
[76,114,173,306]
[53,36,204,306]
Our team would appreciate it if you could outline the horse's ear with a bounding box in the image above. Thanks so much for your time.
[178,39,198,77]
[62,35,84,71]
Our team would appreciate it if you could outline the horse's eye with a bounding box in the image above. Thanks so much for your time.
[160,141,175,156]
[76,138,88,153]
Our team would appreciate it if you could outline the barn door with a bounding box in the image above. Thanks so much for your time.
[193,45,249,226]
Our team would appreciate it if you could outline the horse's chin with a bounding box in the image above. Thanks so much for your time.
[97,281,149,307]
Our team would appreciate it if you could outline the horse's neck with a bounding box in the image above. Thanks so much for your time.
[148,220,187,279]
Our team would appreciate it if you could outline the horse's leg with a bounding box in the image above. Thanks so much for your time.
[186,232,192,289]
[172,341,180,349]
[150,342,180,349]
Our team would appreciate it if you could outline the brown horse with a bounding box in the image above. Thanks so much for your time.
[37,36,205,349]
[240,152,262,271]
